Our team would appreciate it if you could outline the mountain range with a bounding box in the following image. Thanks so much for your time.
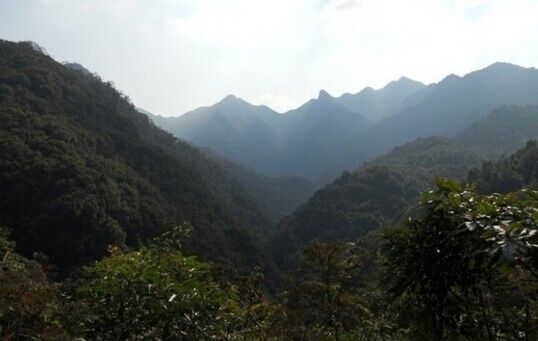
[336,76,427,122]
[147,62,538,182]
[355,62,538,159]
[147,90,372,179]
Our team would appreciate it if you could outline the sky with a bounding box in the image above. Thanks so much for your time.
[1,0,537,116]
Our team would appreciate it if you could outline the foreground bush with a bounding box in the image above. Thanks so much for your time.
[383,178,538,339]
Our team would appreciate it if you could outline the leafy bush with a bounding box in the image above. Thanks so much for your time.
[382,178,538,339]
[0,227,65,339]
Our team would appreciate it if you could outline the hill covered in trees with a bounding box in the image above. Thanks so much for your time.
[0,40,304,272]
[269,136,486,269]
[271,129,538,275]
[3,155,536,339]
[457,105,538,156]
[469,140,538,194]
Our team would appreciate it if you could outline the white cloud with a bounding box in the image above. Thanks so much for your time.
[1,0,536,115]
[166,0,307,50]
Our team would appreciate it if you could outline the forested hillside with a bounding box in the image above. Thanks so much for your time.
[458,105,538,156]
[201,149,317,224]
[469,140,538,194]
[270,114,538,271]
[269,137,485,269]
[3,142,536,340]
[0,40,278,272]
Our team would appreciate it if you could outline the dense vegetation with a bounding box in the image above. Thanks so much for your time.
[469,140,538,194]
[382,179,538,339]
[270,137,485,270]
[0,40,281,272]
[3,178,536,339]
[1,39,538,339]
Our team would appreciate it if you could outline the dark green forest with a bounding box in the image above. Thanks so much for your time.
[3,161,537,339]
[269,136,485,271]
[1,40,537,339]
[0,40,274,273]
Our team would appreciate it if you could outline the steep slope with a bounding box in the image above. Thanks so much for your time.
[336,76,426,122]
[270,137,485,270]
[356,63,538,158]
[457,105,538,156]
[199,149,317,224]
[173,95,283,172]
[277,90,371,178]
[0,40,272,272]
[137,108,181,133]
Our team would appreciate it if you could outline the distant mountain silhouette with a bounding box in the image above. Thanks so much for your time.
[167,95,283,172]
[146,62,538,181]
[148,90,371,179]
[355,63,538,159]
[335,76,426,122]
[277,90,371,177]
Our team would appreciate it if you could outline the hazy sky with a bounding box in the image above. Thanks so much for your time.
[1,0,537,116]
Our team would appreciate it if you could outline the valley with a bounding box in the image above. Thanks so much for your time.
[1,39,537,339]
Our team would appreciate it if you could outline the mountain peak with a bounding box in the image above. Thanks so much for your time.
[486,62,521,70]
[440,73,461,83]
[398,76,413,82]
[383,76,425,91]
[396,76,422,85]
[217,94,250,107]
[220,94,239,102]
[317,89,333,101]
[24,40,49,55]
[464,62,533,80]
